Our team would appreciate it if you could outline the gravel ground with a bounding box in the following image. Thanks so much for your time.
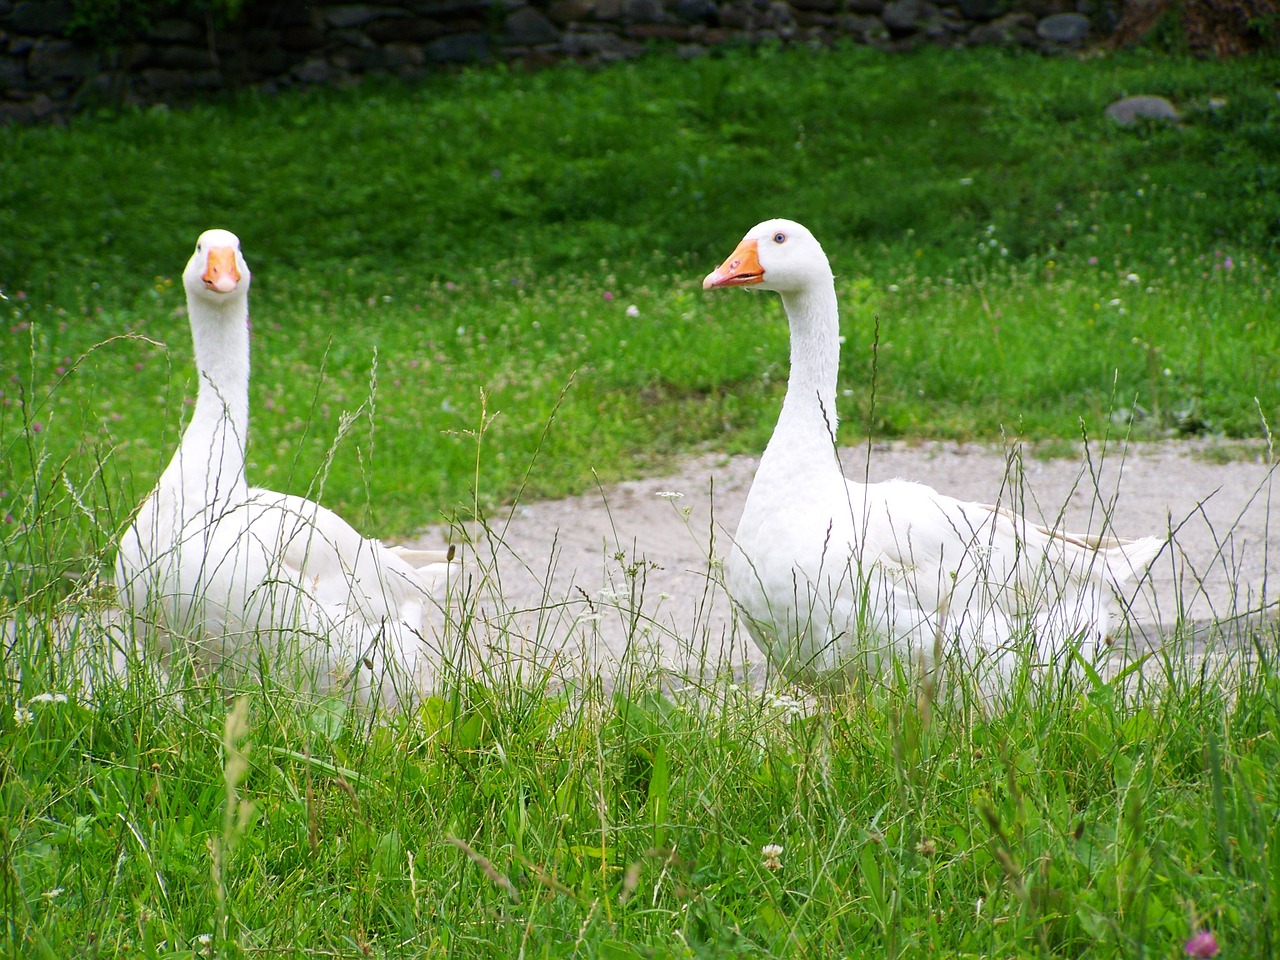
[414,440,1279,684]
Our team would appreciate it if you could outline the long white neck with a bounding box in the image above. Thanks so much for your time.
[762,282,842,471]
[158,292,251,516]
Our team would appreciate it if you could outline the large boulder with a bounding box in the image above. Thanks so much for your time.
[1105,95,1180,126]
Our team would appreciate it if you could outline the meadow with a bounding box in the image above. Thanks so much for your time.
[2,41,1279,957]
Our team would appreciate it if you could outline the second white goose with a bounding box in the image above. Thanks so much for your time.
[704,218,1162,687]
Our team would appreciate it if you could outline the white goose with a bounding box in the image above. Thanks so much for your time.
[115,229,454,705]
[704,219,1162,687]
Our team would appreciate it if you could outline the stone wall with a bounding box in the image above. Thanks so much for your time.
[1,0,1119,123]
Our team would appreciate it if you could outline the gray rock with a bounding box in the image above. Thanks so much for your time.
[837,13,888,39]
[0,54,26,87]
[147,18,202,43]
[426,32,489,61]
[6,0,72,35]
[624,0,663,22]
[957,0,1003,20]
[383,41,426,67]
[291,57,333,83]
[158,45,216,71]
[506,6,559,44]
[718,4,752,29]
[560,29,634,56]
[0,99,37,124]
[324,5,410,29]
[1105,95,1180,126]
[27,38,98,81]
[767,1,794,26]
[593,0,625,20]
[673,0,716,25]
[967,19,1033,46]
[366,18,444,42]
[1036,12,1089,44]
[882,0,941,35]
[189,69,222,90]
[547,0,593,25]
[282,26,326,50]
[140,67,193,92]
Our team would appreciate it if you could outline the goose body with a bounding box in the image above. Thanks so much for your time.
[704,219,1162,685]
[115,230,452,704]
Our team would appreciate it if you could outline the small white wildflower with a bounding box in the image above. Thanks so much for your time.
[14,706,34,727]
[959,177,973,186]
[655,491,684,501]
[1125,272,1141,283]
[888,283,900,292]
[1108,298,1121,307]
[770,694,804,719]
[41,887,64,900]
[598,587,630,604]
[626,304,640,318]
[578,612,602,623]
[976,896,984,917]
[1163,368,1172,377]
[762,843,784,870]
[29,692,68,705]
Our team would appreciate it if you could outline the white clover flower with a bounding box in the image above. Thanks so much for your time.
[762,843,784,870]
[959,177,973,186]
[626,304,640,318]
[1108,298,1121,307]
[14,706,34,727]
[41,887,64,900]
[196,933,213,946]
[655,491,684,501]
[29,692,68,705]
[769,693,805,719]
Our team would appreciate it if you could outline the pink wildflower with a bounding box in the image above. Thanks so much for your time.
[1185,930,1219,958]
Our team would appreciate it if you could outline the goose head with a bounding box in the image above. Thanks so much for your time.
[703,219,832,296]
[183,228,251,305]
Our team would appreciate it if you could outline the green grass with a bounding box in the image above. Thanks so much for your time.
[2,42,1280,957]
[5,606,1279,957]
[1,43,1278,542]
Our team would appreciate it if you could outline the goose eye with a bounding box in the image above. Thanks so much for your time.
[196,243,202,252]
[773,232,787,244]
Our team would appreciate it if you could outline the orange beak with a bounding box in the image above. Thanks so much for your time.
[202,246,241,294]
[703,238,764,290]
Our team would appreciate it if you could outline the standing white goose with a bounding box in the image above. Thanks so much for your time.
[115,229,454,705]
[704,219,1162,686]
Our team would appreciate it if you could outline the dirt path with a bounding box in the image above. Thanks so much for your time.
[414,440,1279,682]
